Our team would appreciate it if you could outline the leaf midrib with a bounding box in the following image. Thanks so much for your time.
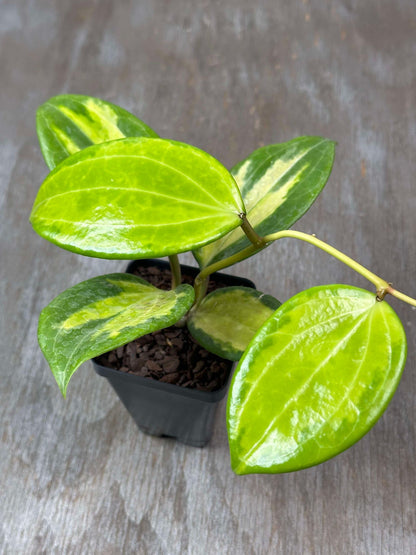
[34,213,222,229]
[235,304,371,421]
[45,152,232,210]
[242,309,371,466]
[32,186,231,219]
[280,310,377,463]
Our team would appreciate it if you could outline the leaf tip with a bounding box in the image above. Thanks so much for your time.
[230,454,250,476]
[56,373,69,399]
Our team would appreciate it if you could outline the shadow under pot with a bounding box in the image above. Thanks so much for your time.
[92,258,256,447]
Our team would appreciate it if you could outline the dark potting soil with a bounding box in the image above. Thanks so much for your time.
[95,265,231,392]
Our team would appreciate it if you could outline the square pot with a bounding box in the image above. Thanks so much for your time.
[93,258,255,447]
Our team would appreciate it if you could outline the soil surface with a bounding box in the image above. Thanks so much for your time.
[95,264,231,392]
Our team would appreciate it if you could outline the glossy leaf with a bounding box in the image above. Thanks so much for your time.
[37,94,158,169]
[227,285,407,474]
[195,137,335,267]
[38,273,195,396]
[30,137,245,259]
[188,287,280,360]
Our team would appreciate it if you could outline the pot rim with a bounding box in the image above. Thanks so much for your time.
[92,358,234,402]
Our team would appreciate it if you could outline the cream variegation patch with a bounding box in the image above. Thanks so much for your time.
[243,152,311,210]
[58,98,125,144]
[192,289,275,355]
[198,164,308,265]
[60,278,155,330]
[98,292,178,337]
[232,159,251,191]
[244,164,308,227]
[60,292,155,330]
[51,125,80,156]
[196,138,329,268]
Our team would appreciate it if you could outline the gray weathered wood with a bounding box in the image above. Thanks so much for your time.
[1,1,415,553]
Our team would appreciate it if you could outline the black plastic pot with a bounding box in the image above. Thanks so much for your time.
[93,258,255,447]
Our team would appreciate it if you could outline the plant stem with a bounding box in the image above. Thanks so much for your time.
[264,230,416,307]
[385,286,416,307]
[197,243,261,281]
[240,213,268,248]
[193,276,209,308]
[193,243,261,307]
[265,230,388,289]
[169,254,181,289]
[193,215,266,306]
[194,227,416,309]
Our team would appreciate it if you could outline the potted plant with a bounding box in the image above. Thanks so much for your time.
[31,94,415,474]
[93,257,258,448]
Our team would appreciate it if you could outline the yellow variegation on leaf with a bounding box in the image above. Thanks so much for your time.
[37,94,158,169]
[227,285,407,474]
[38,273,195,396]
[30,137,246,259]
[194,136,335,267]
[187,286,280,360]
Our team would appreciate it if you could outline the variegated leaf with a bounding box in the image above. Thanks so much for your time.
[194,137,335,267]
[227,285,407,474]
[187,287,280,360]
[37,94,158,169]
[38,273,195,396]
[30,137,246,259]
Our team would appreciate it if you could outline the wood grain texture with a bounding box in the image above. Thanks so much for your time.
[1,0,415,553]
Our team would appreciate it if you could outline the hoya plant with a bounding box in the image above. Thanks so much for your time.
[31,94,415,474]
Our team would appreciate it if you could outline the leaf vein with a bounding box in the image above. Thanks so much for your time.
[243,311,370,465]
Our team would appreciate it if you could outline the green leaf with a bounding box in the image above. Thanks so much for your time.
[188,287,280,360]
[194,137,335,267]
[227,285,407,474]
[30,137,245,259]
[37,94,158,169]
[38,273,195,396]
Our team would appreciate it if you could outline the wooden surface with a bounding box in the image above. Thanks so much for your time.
[1,1,415,553]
